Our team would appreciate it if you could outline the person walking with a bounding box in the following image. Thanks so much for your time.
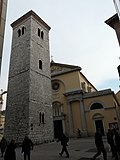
[91,128,107,160]
[57,132,69,158]
[107,128,115,157]
[0,137,7,157]
[4,139,17,160]
[22,135,33,160]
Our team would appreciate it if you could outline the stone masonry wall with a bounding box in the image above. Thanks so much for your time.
[4,12,54,144]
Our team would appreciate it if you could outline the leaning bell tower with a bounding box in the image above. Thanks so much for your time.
[4,10,54,144]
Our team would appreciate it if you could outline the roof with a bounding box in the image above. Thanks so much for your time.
[11,10,51,30]
[51,62,82,76]
[51,62,82,69]
[105,14,119,29]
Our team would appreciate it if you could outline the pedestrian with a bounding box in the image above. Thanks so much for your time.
[22,135,33,160]
[0,137,7,157]
[91,128,107,160]
[57,132,69,158]
[77,129,81,138]
[4,139,17,160]
[107,128,115,157]
[112,129,120,160]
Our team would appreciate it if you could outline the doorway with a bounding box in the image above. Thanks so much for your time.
[54,120,63,138]
[95,119,104,135]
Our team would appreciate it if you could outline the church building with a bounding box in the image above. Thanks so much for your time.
[51,62,120,138]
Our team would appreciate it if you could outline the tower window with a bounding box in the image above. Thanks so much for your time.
[42,113,44,123]
[41,31,44,39]
[39,112,41,124]
[38,28,40,37]
[18,26,26,37]
[31,123,33,130]
[39,112,45,125]
[18,29,21,37]
[22,26,25,35]
[39,60,42,69]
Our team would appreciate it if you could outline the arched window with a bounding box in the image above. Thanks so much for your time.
[38,28,40,37]
[18,29,21,37]
[91,103,103,110]
[39,60,42,69]
[41,31,44,39]
[22,26,25,35]
[52,102,62,116]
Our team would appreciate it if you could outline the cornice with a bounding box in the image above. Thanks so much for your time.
[11,10,51,30]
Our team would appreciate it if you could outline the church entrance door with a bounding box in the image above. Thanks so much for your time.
[95,119,104,135]
[54,120,63,138]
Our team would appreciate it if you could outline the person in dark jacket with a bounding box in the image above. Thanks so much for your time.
[4,139,16,160]
[107,128,115,157]
[91,128,107,160]
[22,136,33,160]
[57,132,69,158]
[0,137,7,157]
[112,129,120,160]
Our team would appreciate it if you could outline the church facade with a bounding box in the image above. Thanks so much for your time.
[51,62,120,138]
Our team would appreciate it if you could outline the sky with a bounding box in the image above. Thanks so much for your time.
[0,0,120,109]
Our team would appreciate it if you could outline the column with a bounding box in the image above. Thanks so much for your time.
[79,99,87,136]
[67,101,74,136]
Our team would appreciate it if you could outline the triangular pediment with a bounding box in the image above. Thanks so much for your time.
[50,62,81,75]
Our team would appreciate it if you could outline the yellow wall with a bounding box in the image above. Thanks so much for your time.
[52,71,81,91]
[71,101,81,134]
[84,94,119,135]
[78,73,96,92]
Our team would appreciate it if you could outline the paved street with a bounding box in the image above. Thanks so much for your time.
[0,137,115,160]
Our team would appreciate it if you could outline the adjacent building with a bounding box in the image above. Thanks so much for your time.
[0,0,8,74]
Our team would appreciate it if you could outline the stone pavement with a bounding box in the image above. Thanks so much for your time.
[0,137,115,160]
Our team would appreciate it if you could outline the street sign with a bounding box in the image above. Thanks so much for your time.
[113,0,120,20]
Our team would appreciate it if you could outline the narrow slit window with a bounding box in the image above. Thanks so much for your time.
[41,31,44,39]
[31,123,33,130]
[42,113,45,124]
[39,112,41,124]
[39,112,45,124]
[18,29,21,37]
[39,60,42,69]
[38,28,40,37]
[22,26,25,35]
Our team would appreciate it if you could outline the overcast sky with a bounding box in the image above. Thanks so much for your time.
[0,0,120,109]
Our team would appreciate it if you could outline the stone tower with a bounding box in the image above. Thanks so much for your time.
[4,10,54,144]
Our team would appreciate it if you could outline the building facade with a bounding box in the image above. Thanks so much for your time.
[0,90,4,135]
[51,62,120,138]
[0,0,8,74]
[4,11,54,144]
